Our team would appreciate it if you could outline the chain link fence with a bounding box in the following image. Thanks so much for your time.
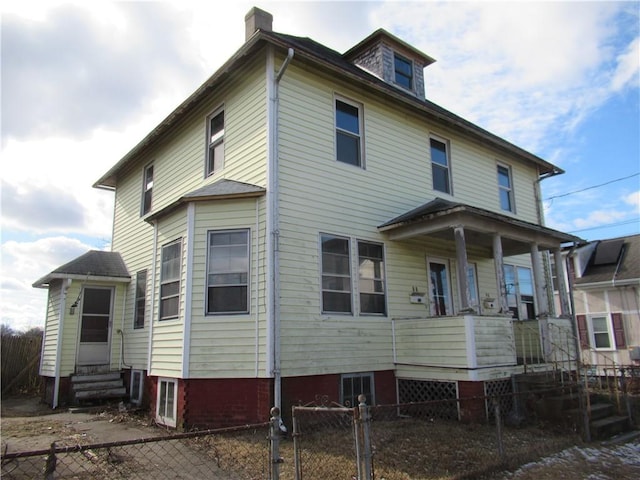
[2,391,586,480]
[1,423,270,479]
[285,393,582,480]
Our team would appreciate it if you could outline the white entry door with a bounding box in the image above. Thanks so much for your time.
[427,258,453,316]
[77,287,113,365]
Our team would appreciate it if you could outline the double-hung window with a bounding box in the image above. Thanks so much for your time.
[134,270,147,329]
[335,98,363,167]
[206,229,249,314]
[160,240,181,320]
[394,53,413,90]
[577,313,626,351]
[321,234,352,313]
[497,164,514,212]
[358,241,386,315]
[430,137,451,194]
[206,109,224,176]
[141,164,153,215]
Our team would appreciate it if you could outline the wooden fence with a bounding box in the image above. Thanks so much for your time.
[1,333,42,396]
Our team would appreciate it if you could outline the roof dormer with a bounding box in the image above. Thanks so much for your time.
[343,29,436,100]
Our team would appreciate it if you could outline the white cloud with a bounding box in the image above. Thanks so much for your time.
[369,1,628,155]
[0,237,97,330]
[623,190,640,210]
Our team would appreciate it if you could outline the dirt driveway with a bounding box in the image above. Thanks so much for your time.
[1,395,160,453]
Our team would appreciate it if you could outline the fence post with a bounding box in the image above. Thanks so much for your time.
[357,394,373,480]
[493,399,505,460]
[44,442,56,480]
[269,407,282,480]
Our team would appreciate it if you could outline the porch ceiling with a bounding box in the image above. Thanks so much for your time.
[378,198,582,256]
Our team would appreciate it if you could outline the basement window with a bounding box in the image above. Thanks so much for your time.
[156,378,177,427]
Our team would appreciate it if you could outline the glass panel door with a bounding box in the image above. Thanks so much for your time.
[428,259,452,316]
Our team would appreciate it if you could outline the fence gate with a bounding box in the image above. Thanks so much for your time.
[291,399,370,480]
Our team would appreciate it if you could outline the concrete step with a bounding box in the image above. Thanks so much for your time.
[75,365,112,375]
[566,402,614,424]
[73,380,125,391]
[591,416,631,440]
[72,372,122,383]
[75,387,127,400]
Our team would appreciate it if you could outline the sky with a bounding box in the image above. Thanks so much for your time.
[1,0,639,331]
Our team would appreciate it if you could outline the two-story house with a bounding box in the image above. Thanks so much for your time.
[34,7,582,428]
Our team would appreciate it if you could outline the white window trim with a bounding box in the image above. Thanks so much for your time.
[206,228,251,315]
[205,106,225,177]
[357,240,387,316]
[159,239,182,321]
[320,233,353,315]
[429,134,453,195]
[130,370,144,405]
[497,162,515,213]
[156,377,177,427]
[141,163,154,216]
[334,95,365,169]
[588,314,616,351]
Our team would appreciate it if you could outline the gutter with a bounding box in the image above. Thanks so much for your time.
[267,46,294,412]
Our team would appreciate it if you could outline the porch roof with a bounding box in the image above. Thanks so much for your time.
[33,251,131,288]
[378,198,583,256]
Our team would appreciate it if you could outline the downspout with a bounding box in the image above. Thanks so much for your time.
[267,46,294,412]
[53,278,72,409]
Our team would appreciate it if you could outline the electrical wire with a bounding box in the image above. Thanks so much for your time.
[545,172,639,201]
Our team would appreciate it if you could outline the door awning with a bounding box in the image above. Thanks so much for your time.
[378,198,583,256]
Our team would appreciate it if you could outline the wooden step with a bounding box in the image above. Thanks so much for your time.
[73,380,125,391]
[72,372,122,383]
[591,416,630,440]
[75,387,127,400]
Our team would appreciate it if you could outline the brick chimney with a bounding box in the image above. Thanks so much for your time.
[245,7,273,41]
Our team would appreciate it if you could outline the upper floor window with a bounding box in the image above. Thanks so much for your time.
[497,164,514,212]
[335,98,363,167]
[206,109,225,176]
[358,241,386,315]
[321,234,352,313]
[577,313,626,351]
[160,240,181,320]
[394,53,413,89]
[206,229,249,314]
[141,164,153,215]
[430,137,451,194]
[134,269,147,329]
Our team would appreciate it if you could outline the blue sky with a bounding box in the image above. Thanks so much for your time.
[1,0,639,331]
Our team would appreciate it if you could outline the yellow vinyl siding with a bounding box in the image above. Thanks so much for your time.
[59,282,82,376]
[40,281,62,377]
[189,198,268,378]
[151,208,187,377]
[394,317,468,368]
[109,54,268,378]
[275,63,542,377]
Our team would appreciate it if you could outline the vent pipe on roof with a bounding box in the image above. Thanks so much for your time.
[245,7,273,41]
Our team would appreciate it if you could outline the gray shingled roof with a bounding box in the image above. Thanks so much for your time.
[575,234,640,285]
[33,251,130,288]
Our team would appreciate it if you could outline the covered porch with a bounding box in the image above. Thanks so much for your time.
[379,198,582,377]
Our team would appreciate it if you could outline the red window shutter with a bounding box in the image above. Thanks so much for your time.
[611,313,626,349]
[576,315,589,349]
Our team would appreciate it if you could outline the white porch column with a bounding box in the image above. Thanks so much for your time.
[530,244,549,317]
[454,226,472,312]
[492,234,508,313]
[554,248,571,317]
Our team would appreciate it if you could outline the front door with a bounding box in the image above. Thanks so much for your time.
[77,287,113,365]
[427,258,453,316]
